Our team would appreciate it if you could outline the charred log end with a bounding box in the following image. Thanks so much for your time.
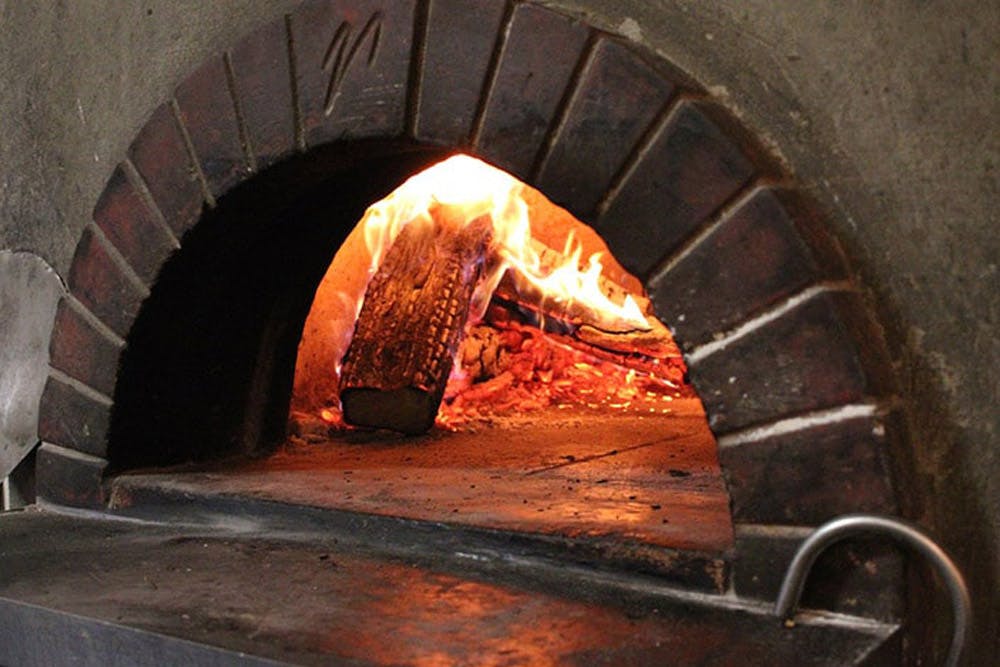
[338,207,493,434]
[340,387,441,435]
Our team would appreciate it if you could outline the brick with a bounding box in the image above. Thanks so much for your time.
[35,443,108,509]
[597,100,756,278]
[769,189,851,285]
[92,164,176,284]
[732,525,905,622]
[229,17,296,169]
[688,291,893,433]
[67,227,145,338]
[536,38,674,218]
[48,299,122,398]
[37,375,110,458]
[415,0,507,145]
[128,103,205,238]
[475,4,589,179]
[290,0,416,147]
[649,188,841,349]
[720,416,897,525]
[174,56,251,198]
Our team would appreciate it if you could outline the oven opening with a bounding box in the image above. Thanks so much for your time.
[106,146,733,559]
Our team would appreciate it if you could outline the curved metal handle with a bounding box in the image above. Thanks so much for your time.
[774,514,970,667]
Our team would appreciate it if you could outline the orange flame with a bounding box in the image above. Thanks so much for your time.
[355,154,652,333]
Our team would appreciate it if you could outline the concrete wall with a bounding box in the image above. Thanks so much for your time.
[0,0,995,660]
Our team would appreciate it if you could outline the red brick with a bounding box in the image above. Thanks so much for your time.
[48,299,122,398]
[720,415,897,524]
[128,103,205,238]
[174,56,251,198]
[688,291,894,433]
[35,443,108,509]
[229,17,296,169]
[92,164,176,284]
[415,0,507,145]
[649,188,843,349]
[536,38,675,217]
[37,375,110,458]
[67,227,145,338]
[290,0,417,147]
[597,100,756,277]
[475,3,590,179]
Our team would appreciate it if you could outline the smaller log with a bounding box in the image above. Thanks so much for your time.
[492,277,681,360]
[575,320,680,359]
[339,206,492,434]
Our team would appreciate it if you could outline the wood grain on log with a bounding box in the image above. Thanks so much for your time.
[339,206,492,434]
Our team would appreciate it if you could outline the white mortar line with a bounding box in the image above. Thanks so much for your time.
[647,181,770,289]
[64,295,127,349]
[686,281,855,365]
[468,2,516,148]
[169,98,216,208]
[717,402,883,449]
[39,442,108,464]
[122,158,182,249]
[594,94,686,218]
[87,222,151,298]
[48,368,114,406]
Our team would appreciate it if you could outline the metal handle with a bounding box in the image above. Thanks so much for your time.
[774,514,970,667]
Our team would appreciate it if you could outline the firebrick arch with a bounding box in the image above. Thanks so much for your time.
[37,0,901,616]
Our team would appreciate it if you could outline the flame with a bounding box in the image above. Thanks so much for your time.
[355,154,651,332]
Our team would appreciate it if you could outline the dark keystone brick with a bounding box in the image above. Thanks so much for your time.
[174,56,250,198]
[35,443,108,509]
[67,227,145,338]
[597,100,756,278]
[128,103,205,238]
[536,38,674,218]
[291,0,416,147]
[415,0,507,145]
[37,375,110,458]
[229,17,296,169]
[733,525,904,622]
[769,189,851,286]
[689,291,893,433]
[475,4,589,179]
[48,299,122,398]
[721,415,897,525]
[649,188,843,350]
[92,164,176,284]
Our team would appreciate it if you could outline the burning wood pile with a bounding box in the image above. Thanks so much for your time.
[291,155,689,436]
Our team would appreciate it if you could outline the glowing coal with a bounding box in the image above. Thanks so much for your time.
[291,154,689,434]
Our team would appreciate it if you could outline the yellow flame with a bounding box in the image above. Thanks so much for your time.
[356,154,651,332]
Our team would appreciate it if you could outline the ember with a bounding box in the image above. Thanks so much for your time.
[439,319,690,431]
[293,154,691,434]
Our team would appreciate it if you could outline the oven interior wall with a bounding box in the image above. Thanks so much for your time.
[109,144,450,470]
[0,0,996,660]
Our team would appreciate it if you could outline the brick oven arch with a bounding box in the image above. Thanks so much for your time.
[37,0,902,618]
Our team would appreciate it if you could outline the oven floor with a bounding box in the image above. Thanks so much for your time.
[120,399,732,555]
[0,508,898,666]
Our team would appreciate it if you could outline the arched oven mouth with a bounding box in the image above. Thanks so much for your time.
[16,0,909,662]
[106,145,734,577]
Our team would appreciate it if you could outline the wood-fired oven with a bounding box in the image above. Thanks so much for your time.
[1,1,990,665]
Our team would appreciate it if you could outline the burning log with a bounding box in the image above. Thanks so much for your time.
[338,206,493,434]
[493,238,681,361]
